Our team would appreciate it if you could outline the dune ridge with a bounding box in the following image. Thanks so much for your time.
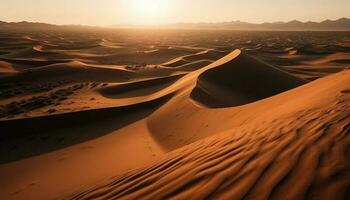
[191,51,306,107]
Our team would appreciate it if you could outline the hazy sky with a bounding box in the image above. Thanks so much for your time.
[0,0,349,26]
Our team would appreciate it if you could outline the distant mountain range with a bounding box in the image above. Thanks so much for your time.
[0,21,89,30]
[0,21,56,29]
[1,18,350,31]
[161,18,350,30]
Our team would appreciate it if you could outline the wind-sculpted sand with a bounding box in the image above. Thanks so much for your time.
[69,71,350,200]
[0,29,349,200]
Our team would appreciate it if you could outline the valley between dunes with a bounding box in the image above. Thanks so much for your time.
[0,29,349,200]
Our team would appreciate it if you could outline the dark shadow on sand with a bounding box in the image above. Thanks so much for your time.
[0,94,173,164]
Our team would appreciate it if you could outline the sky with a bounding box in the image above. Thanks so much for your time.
[0,0,349,26]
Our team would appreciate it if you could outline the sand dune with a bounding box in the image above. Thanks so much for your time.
[191,50,306,107]
[99,39,124,49]
[0,29,349,200]
[0,60,16,73]
[2,45,71,60]
[0,61,138,84]
[303,52,350,65]
[68,68,350,200]
[99,75,184,99]
[0,57,71,71]
[162,59,213,71]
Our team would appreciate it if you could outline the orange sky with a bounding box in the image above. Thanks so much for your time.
[0,0,349,25]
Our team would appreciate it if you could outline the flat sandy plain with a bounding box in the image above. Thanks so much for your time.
[0,29,349,200]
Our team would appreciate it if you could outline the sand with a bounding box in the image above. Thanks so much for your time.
[0,29,349,200]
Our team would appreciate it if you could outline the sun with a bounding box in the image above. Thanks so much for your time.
[130,0,172,24]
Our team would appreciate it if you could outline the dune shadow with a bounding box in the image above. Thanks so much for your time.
[190,51,307,108]
[0,95,172,164]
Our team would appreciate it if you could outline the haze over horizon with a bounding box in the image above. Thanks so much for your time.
[0,0,349,26]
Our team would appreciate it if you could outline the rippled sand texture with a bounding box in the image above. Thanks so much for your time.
[0,29,349,200]
[70,71,350,200]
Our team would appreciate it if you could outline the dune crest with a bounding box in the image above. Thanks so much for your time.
[190,50,307,107]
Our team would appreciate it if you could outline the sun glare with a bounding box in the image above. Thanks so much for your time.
[130,0,172,24]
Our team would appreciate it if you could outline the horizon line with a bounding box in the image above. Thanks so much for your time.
[1,16,349,27]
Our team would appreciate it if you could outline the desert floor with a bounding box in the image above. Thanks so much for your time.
[0,29,349,200]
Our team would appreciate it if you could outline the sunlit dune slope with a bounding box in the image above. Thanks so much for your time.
[68,69,350,200]
[147,50,305,151]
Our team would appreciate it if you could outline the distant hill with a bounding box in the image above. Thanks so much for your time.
[0,21,57,29]
[1,18,350,31]
[0,21,101,32]
[161,18,350,30]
